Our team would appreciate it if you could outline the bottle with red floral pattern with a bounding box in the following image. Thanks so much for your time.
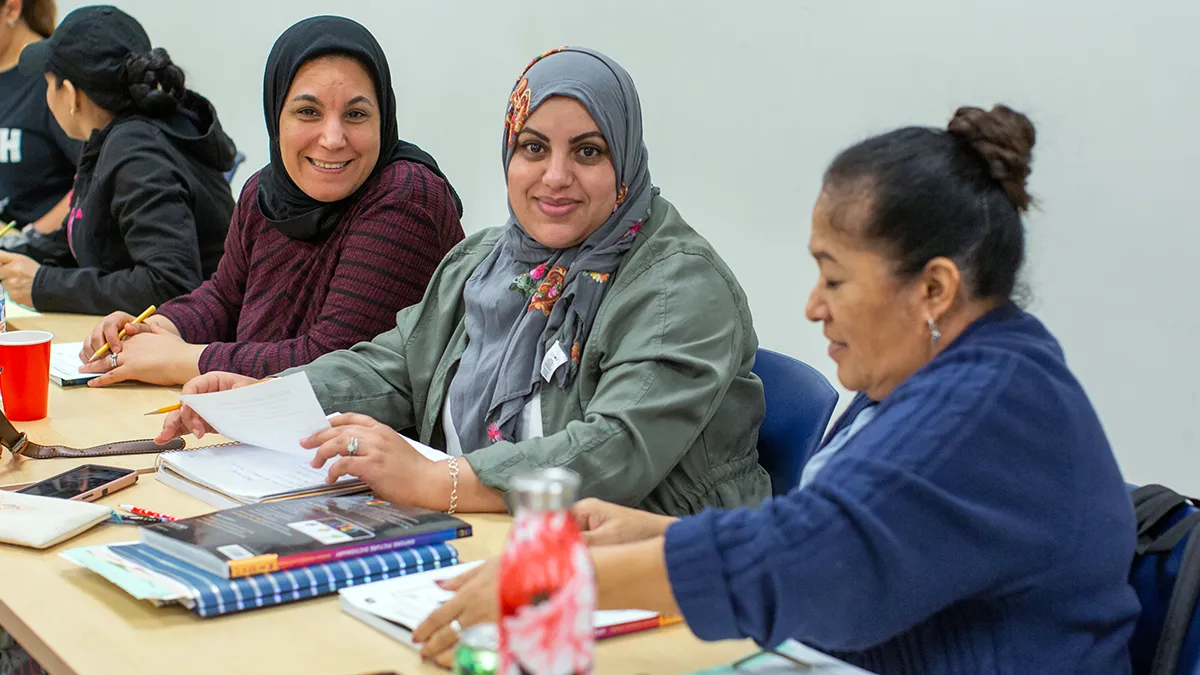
[497,468,595,675]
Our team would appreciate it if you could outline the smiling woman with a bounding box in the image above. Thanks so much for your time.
[76,16,465,388]
[507,97,618,248]
[158,46,770,521]
[278,56,382,204]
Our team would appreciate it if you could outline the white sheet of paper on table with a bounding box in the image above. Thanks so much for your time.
[48,342,100,383]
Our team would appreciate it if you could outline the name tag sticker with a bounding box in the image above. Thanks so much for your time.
[541,341,568,382]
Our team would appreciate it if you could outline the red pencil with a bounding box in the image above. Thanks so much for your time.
[594,614,683,640]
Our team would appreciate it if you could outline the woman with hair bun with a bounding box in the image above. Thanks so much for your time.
[418,104,1140,674]
[0,4,236,314]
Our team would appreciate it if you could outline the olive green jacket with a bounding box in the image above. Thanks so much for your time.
[286,195,770,515]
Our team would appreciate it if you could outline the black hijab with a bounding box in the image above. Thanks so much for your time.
[256,16,463,241]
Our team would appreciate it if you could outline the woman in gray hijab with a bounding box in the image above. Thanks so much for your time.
[158,47,771,517]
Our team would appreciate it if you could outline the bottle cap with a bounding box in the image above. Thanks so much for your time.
[510,468,580,511]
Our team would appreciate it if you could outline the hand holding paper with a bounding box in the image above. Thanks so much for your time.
[175,372,329,457]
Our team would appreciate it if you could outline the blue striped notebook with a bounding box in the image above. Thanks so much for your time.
[72,541,459,617]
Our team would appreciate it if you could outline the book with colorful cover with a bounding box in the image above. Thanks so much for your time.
[138,494,471,579]
[61,540,460,617]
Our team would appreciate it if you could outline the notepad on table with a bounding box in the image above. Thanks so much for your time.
[339,560,680,647]
[49,342,100,387]
[156,372,450,507]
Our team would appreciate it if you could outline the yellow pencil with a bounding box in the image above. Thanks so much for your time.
[144,402,182,416]
[0,221,17,238]
[89,305,157,362]
[142,378,274,415]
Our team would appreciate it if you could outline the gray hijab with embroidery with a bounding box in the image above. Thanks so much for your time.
[447,47,657,453]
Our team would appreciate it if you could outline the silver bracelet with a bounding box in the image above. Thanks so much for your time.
[446,457,460,515]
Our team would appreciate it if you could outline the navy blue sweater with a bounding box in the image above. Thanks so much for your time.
[665,305,1139,674]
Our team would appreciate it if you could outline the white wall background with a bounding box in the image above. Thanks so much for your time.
[60,0,1200,489]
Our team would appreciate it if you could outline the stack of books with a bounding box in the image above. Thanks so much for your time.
[60,494,471,617]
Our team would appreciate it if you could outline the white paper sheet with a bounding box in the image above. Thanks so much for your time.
[177,372,330,457]
[49,342,100,384]
[340,560,656,631]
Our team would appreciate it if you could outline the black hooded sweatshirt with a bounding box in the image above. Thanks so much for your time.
[22,90,236,314]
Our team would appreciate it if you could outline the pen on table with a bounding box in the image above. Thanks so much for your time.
[0,221,17,238]
[108,512,163,525]
[88,304,157,363]
[593,615,684,640]
[120,504,178,521]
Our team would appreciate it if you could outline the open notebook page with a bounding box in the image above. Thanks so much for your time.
[341,561,655,633]
[160,443,357,502]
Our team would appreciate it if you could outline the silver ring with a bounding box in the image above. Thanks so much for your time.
[450,619,462,635]
[108,353,118,368]
[346,436,359,456]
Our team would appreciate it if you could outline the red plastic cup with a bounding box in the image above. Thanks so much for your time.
[0,330,53,421]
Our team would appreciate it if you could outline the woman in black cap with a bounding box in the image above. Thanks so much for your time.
[0,4,237,314]
[0,0,79,242]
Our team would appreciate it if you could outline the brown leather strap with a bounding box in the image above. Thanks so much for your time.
[0,408,185,458]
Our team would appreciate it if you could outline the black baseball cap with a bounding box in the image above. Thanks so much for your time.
[18,5,150,94]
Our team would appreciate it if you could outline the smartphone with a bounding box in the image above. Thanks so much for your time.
[16,464,138,501]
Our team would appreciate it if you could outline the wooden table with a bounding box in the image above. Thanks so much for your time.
[0,313,755,675]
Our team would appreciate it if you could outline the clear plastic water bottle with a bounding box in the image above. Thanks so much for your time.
[498,468,595,674]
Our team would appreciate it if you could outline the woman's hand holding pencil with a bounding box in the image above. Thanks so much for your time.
[83,305,159,363]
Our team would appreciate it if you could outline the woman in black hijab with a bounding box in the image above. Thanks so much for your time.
[78,16,465,388]
[256,15,462,239]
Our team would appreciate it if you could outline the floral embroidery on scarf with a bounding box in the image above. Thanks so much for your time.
[584,271,609,284]
[487,421,506,444]
[612,183,628,213]
[510,262,548,298]
[505,47,570,147]
[527,265,568,315]
[570,341,581,365]
[610,220,644,247]
[505,78,532,147]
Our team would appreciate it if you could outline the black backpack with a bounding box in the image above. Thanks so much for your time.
[1129,484,1200,675]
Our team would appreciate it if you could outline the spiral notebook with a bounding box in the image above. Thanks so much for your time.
[156,443,368,509]
[155,373,450,508]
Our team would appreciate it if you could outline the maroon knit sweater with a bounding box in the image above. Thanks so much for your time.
[157,161,465,377]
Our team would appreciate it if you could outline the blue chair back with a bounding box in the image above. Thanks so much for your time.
[224,151,246,185]
[752,348,839,496]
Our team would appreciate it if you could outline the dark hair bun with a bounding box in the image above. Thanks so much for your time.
[947,105,1036,212]
[122,48,186,116]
